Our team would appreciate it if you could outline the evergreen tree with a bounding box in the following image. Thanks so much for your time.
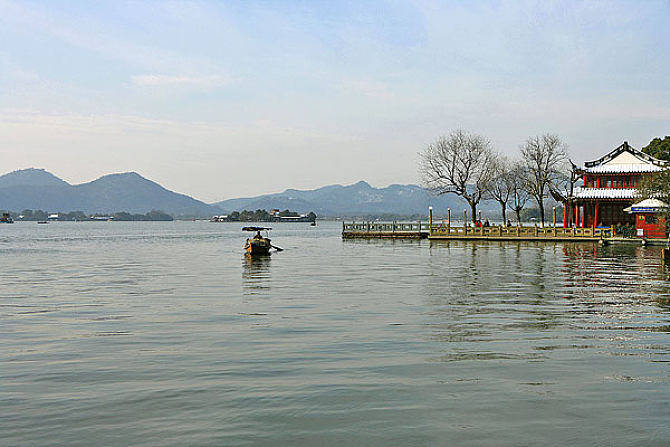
[642,136,670,161]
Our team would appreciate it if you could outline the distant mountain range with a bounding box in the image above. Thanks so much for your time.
[0,168,498,218]
[0,169,216,216]
[213,180,497,217]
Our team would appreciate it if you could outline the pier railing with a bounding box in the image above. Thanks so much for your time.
[342,220,616,240]
[343,221,430,233]
[430,224,614,239]
[342,221,430,238]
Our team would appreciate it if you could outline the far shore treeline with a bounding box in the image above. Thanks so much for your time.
[6,209,174,221]
[2,208,319,222]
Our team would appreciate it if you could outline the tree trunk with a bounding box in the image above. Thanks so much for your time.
[538,201,545,227]
[499,202,507,224]
[515,208,522,225]
[469,201,478,224]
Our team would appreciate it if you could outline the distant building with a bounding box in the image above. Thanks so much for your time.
[278,214,308,222]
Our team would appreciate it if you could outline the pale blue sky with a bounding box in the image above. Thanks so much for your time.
[1,0,669,201]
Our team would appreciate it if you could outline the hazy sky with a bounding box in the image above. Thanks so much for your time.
[1,0,669,202]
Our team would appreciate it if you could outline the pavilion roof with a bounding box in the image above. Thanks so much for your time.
[576,141,668,174]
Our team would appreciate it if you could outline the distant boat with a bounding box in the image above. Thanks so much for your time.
[37,221,48,224]
[0,213,13,224]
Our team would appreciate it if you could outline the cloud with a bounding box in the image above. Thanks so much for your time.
[130,74,232,87]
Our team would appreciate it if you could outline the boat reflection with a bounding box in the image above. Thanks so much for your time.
[242,253,272,294]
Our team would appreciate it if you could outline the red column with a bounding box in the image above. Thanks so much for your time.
[594,202,599,227]
[564,204,569,228]
[581,206,585,228]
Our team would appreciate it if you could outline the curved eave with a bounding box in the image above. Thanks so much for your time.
[570,187,639,200]
[583,166,664,174]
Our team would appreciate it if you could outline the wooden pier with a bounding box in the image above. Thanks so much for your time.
[342,221,615,242]
[342,221,429,239]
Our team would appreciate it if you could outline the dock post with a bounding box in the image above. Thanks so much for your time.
[429,206,433,237]
[553,206,556,231]
[464,210,467,235]
[447,208,451,232]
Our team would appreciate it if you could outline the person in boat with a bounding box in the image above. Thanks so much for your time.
[254,230,263,240]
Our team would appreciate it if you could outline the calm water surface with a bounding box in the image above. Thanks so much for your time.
[2,221,669,446]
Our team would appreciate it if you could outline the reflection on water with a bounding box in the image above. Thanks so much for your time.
[2,222,670,446]
[242,253,271,294]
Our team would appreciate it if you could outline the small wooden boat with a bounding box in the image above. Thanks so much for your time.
[243,227,273,255]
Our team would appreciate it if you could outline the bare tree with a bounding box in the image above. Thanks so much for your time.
[548,162,581,226]
[509,161,530,224]
[488,155,514,224]
[520,134,569,226]
[420,130,497,223]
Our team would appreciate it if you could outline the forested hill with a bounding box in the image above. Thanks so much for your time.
[213,180,497,217]
[0,169,217,216]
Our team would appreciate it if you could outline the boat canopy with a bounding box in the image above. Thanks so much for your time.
[242,226,272,231]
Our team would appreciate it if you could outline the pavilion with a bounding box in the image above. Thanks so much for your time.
[568,141,668,228]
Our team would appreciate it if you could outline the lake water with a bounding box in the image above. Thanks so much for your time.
[2,221,669,446]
